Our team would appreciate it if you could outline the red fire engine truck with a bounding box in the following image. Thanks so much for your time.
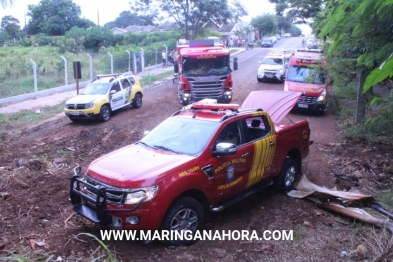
[174,39,238,105]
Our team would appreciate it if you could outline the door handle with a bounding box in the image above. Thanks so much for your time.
[242,152,250,158]
[269,141,275,146]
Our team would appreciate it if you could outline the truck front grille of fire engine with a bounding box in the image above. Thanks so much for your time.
[187,77,227,99]
[298,95,318,104]
[82,175,127,206]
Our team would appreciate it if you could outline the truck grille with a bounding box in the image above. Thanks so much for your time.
[82,175,128,206]
[187,76,227,100]
[298,95,318,104]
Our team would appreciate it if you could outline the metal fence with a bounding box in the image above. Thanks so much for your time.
[0,47,172,103]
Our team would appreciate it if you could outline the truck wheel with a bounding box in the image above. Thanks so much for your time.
[257,77,263,82]
[98,105,111,122]
[160,197,205,246]
[132,93,142,108]
[274,158,299,193]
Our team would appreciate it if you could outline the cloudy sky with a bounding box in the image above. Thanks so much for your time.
[0,0,310,33]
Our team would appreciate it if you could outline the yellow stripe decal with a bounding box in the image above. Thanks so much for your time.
[246,135,276,188]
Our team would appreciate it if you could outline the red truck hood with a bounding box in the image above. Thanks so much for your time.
[86,144,194,188]
[240,90,301,123]
[286,81,326,96]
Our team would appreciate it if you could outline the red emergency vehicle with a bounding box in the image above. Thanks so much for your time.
[70,91,311,246]
[284,49,328,115]
[174,39,238,105]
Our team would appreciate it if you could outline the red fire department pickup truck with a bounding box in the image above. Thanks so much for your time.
[70,90,312,246]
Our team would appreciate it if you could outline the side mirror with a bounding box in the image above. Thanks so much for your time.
[110,90,116,94]
[233,57,238,71]
[213,142,237,157]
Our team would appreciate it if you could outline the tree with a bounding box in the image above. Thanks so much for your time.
[277,16,292,34]
[105,0,162,28]
[269,0,325,23]
[251,14,278,38]
[137,0,231,39]
[1,0,13,8]
[229,0,248,23]
[27,0,94,36]
[317,0,393,130]
[288,25,301,36]
[1,15,20,38]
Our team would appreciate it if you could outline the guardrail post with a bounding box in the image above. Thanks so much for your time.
[140,48,144,72]
[126,49,131,73]
[60,55,68,86]
[87,53,93,81]
[30,58,38,98]
[133,53,137,74]
[164,44,168,65]
[152,46,157,65]
[108,51,113,74]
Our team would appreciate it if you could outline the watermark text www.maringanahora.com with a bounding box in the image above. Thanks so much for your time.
[100,230,293,241]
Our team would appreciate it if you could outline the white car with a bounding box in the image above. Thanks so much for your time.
[257,53,288,83]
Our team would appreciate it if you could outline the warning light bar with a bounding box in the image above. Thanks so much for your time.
[191,102,239,111]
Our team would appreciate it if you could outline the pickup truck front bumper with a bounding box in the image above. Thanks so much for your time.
[295,94,327,114]
[69,167,154,230]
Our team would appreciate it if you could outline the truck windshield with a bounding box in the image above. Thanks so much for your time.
[80,83,111,95]
[182,56,230,77]
[286,65,326,84]
[139,117,219,156]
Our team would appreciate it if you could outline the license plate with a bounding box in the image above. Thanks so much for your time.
[298,104,308,108]
[265,73,274,78]
[70,112,80,116]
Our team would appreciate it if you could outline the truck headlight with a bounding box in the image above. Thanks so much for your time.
[124,185,159,204]
[278,68,285,75]
[258,68,264,74]
[317,89,327,102]
[85,101,94,109]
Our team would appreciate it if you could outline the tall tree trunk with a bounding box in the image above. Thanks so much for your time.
[355,69,367,124]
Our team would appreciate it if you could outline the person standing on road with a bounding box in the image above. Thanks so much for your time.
[162,50,167,67]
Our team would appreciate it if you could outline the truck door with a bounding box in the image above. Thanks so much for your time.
[243,114,277,188]
[211,121,251,202]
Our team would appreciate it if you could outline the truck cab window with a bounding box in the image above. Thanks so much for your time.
[246,116,270,141]
[111,81,121,92]
[215,122,240,148]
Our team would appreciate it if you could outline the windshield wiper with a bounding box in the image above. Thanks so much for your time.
[152,145,179,153]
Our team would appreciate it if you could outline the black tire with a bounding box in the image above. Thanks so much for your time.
[132,93,142,108]
[98,105,111,122]
[274,158,299,193]
[160,197,205,246]
[257,77,263,82]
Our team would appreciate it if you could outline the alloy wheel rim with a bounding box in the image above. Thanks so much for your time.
[170,208,198,231]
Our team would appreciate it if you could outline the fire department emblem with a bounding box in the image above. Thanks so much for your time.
[226,165,235,183]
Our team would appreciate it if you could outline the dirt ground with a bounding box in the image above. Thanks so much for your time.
[1,46,393,261]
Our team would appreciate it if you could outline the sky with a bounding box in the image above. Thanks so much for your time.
[0,0,311,34]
